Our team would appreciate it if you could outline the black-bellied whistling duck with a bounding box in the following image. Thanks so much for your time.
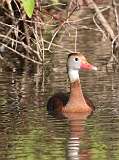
[47,52,97,114]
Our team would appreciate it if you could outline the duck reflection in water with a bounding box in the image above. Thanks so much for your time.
[65,112,92,160]
[47,53,97,159]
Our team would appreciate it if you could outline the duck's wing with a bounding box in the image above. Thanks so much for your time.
[84,94,95,111]
[47,92,69,113]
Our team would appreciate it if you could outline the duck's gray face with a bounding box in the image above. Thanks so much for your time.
[67,54,97,71]
[68,55,81,70]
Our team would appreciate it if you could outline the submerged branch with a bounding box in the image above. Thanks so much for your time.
[85,0,115,40]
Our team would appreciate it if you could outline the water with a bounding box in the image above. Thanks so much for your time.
[1,9,119,160]
[1,52,119,160]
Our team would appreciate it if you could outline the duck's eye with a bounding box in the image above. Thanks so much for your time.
[75,58,78,61]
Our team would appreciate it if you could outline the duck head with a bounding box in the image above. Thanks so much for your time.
[67,53,97,82]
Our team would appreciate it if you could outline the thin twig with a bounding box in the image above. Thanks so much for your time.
[0,33,43,60]
[93,13,107,40]
[78,25,103,31]
[43,39,73,53]
[47,22,65,50]
[0,42,42,65]
[74,28,77,52]
[47,6,77,50]
[42,3,66,8]
[40,28,45,63]
[33,27,43,62]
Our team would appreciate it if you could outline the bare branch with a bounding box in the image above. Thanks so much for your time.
[0,42,42,65]
[85,0,115,40]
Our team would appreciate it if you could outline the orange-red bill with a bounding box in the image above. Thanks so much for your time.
[80,63,97,71]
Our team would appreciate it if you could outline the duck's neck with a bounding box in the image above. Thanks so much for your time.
[69,80,86,104]
[67,69,87,107]
[62,69,92,112]
[68,69,79,83]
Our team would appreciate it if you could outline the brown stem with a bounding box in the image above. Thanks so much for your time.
[112,0,119,44]
[85,0,115,41]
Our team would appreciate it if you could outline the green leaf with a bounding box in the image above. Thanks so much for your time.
[21,0,35,18]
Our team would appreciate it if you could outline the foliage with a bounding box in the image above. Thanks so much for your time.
[21,0,35,18]
[0,0,119,70]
